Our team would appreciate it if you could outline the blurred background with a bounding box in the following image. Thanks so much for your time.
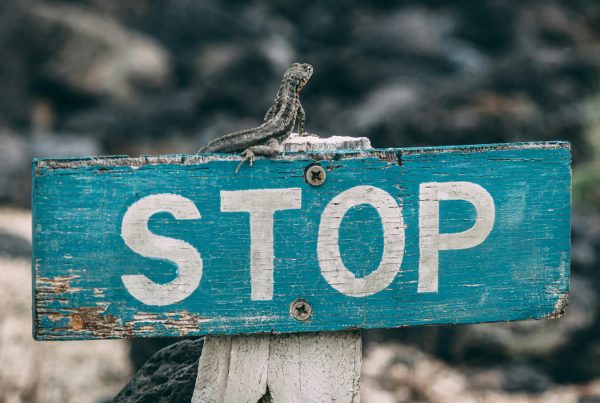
[1,0,600,402]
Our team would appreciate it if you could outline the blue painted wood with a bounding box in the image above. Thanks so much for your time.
[32,142,571,340]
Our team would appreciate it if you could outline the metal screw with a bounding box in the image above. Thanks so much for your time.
[71,313,84,331]
[290,298,312,321]
[305,164,326,186]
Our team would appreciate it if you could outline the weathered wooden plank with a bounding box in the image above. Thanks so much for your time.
[32,140,571,340]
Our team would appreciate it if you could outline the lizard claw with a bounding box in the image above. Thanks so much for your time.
[235,149,255,174]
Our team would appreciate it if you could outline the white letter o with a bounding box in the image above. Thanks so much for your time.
[317,186,405,297]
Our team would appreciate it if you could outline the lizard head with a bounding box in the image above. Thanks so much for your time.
[285,63,313,91]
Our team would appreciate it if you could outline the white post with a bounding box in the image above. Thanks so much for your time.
[192,133,370,403]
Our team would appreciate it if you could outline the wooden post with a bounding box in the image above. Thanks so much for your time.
[192,134,370,403]
[192,332,361,402]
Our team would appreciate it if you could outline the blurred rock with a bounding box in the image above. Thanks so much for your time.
[0,232,31,258]
[113,338,203,403]
[0,1,33,126]
[0,0,597,159]
[30,2,171,104]
[62,91,199,149]
[500,364,551,393]
[361,342,600,403]
[572,213,600,276]
[0,129,102,206]
[31,131,101,158]
[0,0,597,161]
[0,207,31,242]
[349,82,422,131]
[0,130,30,206]
[192,48,275,119]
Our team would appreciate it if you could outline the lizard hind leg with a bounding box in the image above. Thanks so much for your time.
[234,138,282,174]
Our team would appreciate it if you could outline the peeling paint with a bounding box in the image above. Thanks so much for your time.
[36,275,80,294]
[36,306,212,339]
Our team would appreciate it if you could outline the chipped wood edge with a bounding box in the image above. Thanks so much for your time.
[191,134,364,403]
[544,292,569,320]
[32,138,570,170]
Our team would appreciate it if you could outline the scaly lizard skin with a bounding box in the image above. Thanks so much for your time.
[198,63,313,172]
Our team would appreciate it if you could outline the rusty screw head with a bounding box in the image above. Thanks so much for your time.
[290,298,312,321]
[305,164,326,186]
[71,313,84,331]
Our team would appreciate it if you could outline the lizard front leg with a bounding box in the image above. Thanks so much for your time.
[235,138,282,174]
[295,103,308,135]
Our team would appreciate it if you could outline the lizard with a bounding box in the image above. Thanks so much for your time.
[197,62,313,173]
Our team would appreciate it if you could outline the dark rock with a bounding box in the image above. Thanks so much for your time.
[128,338,185,372]
[113,338,202,403]
[500,364,551,393]
[0,131,30,206]
[572,213,600,276]
[0,232,31,258]
[0,1,34,127]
